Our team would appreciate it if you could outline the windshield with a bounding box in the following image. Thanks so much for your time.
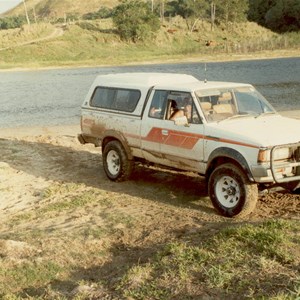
[195,86,276,122]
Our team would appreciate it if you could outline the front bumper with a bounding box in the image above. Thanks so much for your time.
[251,142,300,184]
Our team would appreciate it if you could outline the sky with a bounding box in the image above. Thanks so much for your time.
[0,0,22,14]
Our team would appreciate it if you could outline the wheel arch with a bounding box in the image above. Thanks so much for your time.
[102,130,133,160]
[206,147,254,182]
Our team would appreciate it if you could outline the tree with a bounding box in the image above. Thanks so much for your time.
[214,0,249,29]
[265,0,300,32]
[167,0,209,32]
[248,0,300,32]
[248,0,276,25]
[112,0,160,42]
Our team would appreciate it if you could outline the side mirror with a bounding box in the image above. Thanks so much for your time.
[174,116,189,126]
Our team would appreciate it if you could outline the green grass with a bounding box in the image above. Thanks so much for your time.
[0,23,55,49]
[116,219,300,300]
[0,261,62,294]
[1,180,299,299]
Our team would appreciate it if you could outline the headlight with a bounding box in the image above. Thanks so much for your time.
[273,147,292,160]
[258,147,292,163]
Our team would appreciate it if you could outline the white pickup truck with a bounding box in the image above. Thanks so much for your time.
[78,73,300,217]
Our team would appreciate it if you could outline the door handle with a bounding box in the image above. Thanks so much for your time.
[162,129,169,136]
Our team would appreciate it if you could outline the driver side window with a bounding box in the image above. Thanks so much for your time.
[148,90,201,124]
[149,90,168,119]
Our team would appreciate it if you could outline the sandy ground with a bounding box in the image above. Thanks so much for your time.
[0,110,299,227]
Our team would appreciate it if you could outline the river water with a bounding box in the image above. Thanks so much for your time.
[0,57,299,127]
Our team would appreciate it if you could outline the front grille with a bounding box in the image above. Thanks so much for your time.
[270,143,300,183]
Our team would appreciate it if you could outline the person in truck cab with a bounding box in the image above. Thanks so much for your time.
[170,96,192,122]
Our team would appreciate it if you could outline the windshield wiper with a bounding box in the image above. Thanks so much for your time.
[255,111,277,118]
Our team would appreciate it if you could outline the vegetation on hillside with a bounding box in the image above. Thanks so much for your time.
[113,0,160,41]
[3,0,300,33]
[0,0,299,69]
[0,15,26,30]
[249,0,300,32]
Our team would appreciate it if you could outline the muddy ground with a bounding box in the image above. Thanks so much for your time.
[0,124,299,227]
[0,124,299,298]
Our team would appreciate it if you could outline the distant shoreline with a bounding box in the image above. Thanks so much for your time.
[0,49,299,73]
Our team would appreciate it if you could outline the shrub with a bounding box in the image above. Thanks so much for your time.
[112,0,160,42]
[0,15,26,30]
[83,6,113,20]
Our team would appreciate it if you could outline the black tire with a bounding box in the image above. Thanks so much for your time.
[208,163,258,218]
[102,140,133,182]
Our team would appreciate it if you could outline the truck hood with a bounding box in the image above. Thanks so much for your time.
[206,114,300,147]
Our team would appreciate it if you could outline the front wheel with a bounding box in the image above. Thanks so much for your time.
[102,140,133,182]
[208,163,258,217]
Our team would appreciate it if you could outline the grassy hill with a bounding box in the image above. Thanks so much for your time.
[0,16,299,70]
[1,0,299,70]
[6,0,119,18]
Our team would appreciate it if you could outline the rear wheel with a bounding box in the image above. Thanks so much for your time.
[208,163,258,217]
[102,140,133,182]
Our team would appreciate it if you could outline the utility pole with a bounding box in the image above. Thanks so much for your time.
[23,0,31,25]
[211,2,216,31]
[160,0,164,23]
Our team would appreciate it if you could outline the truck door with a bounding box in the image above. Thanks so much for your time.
[140,89,167,164]
[141,90,206,173]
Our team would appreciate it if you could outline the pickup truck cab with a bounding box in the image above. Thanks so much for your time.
[78,73,300,217]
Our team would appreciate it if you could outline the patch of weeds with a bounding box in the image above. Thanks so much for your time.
[40,194,109,215]
[218,219,293,263]
[119,264,153,289]
[117,242,213,299]
[123,282,170,300]
[0,261,62,295]
[41,182,85,199]
[157,241,212,271]
[204,264,234,289]
[39,195,89,213]
[7,212,34,226]
[38,183,111,215]
[116,220,299,299]
[118,265,170,300]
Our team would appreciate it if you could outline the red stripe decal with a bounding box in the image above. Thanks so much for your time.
[142,128,204,149]
[126,127,259,150]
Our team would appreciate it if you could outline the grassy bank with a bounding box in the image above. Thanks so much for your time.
[0,180,299,299]
[0,19,299,70]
